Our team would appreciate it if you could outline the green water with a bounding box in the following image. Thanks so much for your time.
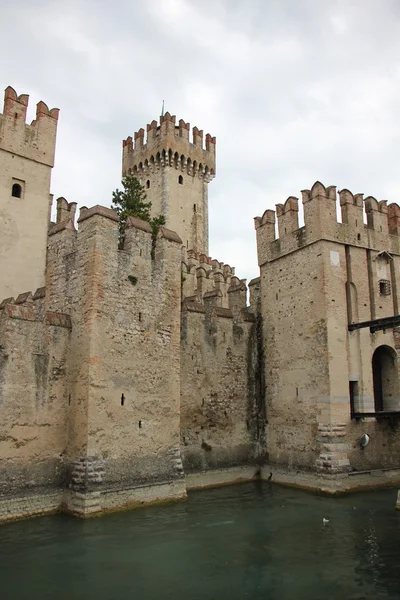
[0,483,399,600]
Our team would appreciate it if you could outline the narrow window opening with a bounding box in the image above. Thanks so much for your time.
[349,381,359,416]
[146,180,150,189]
[276,293,278,300]
[379,279,391,296]
[68,393,71,406]
[296,387,298,397]
[14,112,18,119]
[140,249,142,256]
[121,393,125,406]
[357,233,361,240]
[179,175,183,185]
[193,203,196,213]
[284,227,287,234]
[12,183,22,198]
[355,219,358,226]
[138,420,142,428]
[138,312,142,321]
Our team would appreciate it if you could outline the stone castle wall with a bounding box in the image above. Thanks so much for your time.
[2,81,400,522]
[180,250,265,472]
[255,181,400,474]
[46,206,186,509]
[0,290,71,504]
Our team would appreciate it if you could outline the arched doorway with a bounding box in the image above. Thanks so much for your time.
[372,345,399,412]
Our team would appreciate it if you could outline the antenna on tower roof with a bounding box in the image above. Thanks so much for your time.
[161,100,164,117]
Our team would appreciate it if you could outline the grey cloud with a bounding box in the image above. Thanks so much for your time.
[2,0,400,281]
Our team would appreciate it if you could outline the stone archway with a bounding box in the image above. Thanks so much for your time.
[372,345,400,412]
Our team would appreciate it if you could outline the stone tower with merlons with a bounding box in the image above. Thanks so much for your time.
[122,112,216,255]
[0,86,59,300]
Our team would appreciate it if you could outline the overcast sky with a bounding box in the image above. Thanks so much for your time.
[2,0,400,281]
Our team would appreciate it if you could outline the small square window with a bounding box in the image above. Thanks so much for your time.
[379,279,391,296]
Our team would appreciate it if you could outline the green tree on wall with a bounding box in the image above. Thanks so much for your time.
[112,174,165,256]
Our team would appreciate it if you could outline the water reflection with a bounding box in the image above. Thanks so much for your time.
[0,483,399,600]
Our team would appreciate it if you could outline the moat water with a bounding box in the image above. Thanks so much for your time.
[0,483,399,600]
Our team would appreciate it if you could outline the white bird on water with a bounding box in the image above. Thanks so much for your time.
[322,518,330,525]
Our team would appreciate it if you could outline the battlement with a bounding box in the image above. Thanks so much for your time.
[122,112,216,179]
[255,181,400,265]
[0,86,59,167]
[0,286,71,328]
[56,197,77,225]
[181,248,249,312]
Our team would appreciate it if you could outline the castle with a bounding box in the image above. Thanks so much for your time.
[0,85,399,522]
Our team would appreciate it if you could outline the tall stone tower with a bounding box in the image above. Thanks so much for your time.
[255,182,400,480]
[0,86,59,300]
[122,112,216,255]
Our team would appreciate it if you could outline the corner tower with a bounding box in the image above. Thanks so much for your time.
[255,181,400,481]
[0,86,59,299]
[122,112,216,255]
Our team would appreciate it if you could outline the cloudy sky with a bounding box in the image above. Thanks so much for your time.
[2,0,400,281]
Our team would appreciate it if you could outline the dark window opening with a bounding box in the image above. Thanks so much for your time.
[138,420,142,428]
[349,381,358,416]
[121,393,125,406]
[357,233,361,240]
[379,279,391,296]
[193,203,196,213]
[12,183,22,198]
[138,312,142,322]
[372,345,399,412]
[14,112,18,119]
[146,180,150,189]
[179,175,183,185]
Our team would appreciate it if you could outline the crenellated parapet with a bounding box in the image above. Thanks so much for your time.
[46,202,183,313]
[122,112,216,181]
[255,180,400,265]
[55,197,77,225]
[0,86,59,167]
[181,248,251,316]
[0,286,71,329]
